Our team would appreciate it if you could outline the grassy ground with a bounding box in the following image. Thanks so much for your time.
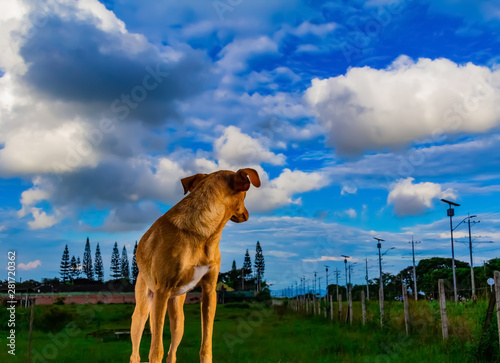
[0,299,498,362]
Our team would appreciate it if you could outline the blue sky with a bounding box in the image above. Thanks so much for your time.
[1,0,500,295]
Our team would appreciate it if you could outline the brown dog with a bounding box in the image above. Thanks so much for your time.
[130,168,260,363]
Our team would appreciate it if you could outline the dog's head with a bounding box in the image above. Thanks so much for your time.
[181,168,261,223]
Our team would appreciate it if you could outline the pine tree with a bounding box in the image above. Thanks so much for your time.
[131,241,139,284]
[243,249,252,281]
[110,242,121,279]
[254,241,265,292]
[76,257,82,278]
[94,243,104,283]
[121,245,130,282]
[69,255,78,281]
[83,237,94,280]
[60,245,70,282]
[230,259,238,284]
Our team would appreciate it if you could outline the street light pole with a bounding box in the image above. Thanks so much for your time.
[374,237,385,327]
[341,255,350,294]
[441,198,460,305]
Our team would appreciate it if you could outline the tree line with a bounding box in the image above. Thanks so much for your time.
[218,241,266,292]
[59,237,139,284]
[59,238,266,291]
[324,256,500,301]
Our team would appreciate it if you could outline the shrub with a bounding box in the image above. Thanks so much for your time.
[54,296,66,305]
[34,307,76,333]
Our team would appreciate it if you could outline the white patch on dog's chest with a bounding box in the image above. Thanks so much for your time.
[176,265,210,295]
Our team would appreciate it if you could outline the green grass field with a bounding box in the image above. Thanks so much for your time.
[0,299,498,362]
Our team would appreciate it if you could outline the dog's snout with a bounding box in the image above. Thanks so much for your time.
[230,209,249,223]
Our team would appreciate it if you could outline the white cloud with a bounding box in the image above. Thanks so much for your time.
[0,225,5,232]
[18,183,49,217]
[28,208,59,230]
[387,177,457,217]
[305,56,500,155]
[266,251,299,258]
[346,208,357,218]
[74,0,127,34]
[291,21,337,37]
[335,208,357,219]
[341,184,358,195]
[216,36,278,73]
[0,0,209,178]
[0,120,101,176]
[214,126,286,167]
[246,168,329,212]
[17,260,42,271]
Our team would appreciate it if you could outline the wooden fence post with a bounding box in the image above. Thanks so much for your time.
[402,284,410,335]
[495,271,500,349]
[330,295,334,321]
[438,279,448,339]
[338,294,342,321]
[361,291,366,326]
[27,297,35,363]
[348,290,353,325]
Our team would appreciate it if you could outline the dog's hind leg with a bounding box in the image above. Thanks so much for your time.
[130,273,151,363]
[149,287,170,363]
[166,293,187,363]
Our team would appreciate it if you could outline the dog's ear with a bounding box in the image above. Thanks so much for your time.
[181,173,207,195]
[232,168,261,192]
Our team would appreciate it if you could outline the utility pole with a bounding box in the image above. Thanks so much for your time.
[441,198,460,305]
[314,271,317,295]
[318,276,322,297]
[374,238,384,292]
[325,265,329,295]
[466,214,479,299]
[410,237,421,301]
[365,257,369,300]
[374,237,385,327]
[348,263,352,290]
[342,255,350,294]
[335,268,340,300]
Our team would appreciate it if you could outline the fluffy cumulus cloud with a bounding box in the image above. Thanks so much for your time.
[214,126,286,167]
[305,56,500,155]
[245,168,329,212]
[387,177,457,217]
[0,0,210,177]
[13,124,327,230]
